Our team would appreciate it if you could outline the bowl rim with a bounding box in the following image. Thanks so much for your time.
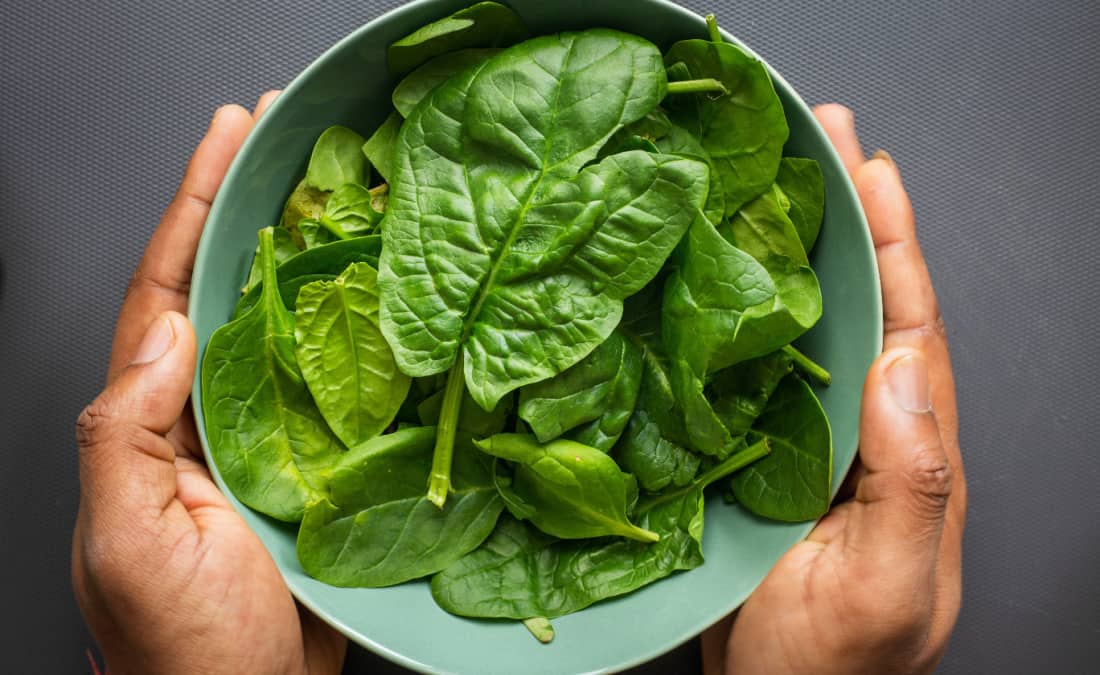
[188,0,882,671]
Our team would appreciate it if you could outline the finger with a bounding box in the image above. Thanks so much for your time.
[77,312,196,519]
[813,103,864,176]
[298,604,348,674]
[855,156,942,340]
[252,89,281,119]
[108,105,254,382]
[701,612,735,675]
[855,156,965,525]
[849,348,951,579]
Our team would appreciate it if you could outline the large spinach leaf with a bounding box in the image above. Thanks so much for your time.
[295,262,410,447]
[475,434,658,542]
[378,30,708,504]
[202,228,343,522]
[387,1,527,76]
[662,16,788,215]
[431,493,703,620]
[234,236,382,318]
[392,48,500,118]
[517,330,642,452]
[297,427,505,586]
[731,374,833,521]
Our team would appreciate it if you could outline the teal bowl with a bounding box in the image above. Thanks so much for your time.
[189,0,882,672]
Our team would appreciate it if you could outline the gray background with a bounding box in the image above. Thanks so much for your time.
[1,0,1097,672]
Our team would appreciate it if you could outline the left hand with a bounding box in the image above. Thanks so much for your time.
[71,93,347,675]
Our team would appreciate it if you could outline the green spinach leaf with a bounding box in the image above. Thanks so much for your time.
[612,282,700,492]
[475,434,658,542]
[517,330,642,452]
[707,349,794,437]
[775,157,825,253]
[233,235,382,318]
[295,262,410,447]
[280,126,370,242]
[201,227,343,522]
[731,374,833,521]
[663,16,788,215]
[361,112,403,185]
[378,31,708,504]
[297,427,504,586]
[431,489,703,619]
[392,48,500,118]
[387,1,527,76]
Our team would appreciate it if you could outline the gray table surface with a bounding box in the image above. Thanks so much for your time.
[2,0,1098,672]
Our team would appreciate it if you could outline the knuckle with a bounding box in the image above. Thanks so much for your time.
[906,444,954,516]
[75,400,115,449]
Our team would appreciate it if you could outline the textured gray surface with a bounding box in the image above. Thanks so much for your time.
[1,0,1098,672]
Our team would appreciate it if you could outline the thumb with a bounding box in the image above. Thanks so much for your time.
[76,311,196,517]
[850,347,953,577]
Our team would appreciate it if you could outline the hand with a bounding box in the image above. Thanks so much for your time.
[703,105,967,674]
[71,93,347,675]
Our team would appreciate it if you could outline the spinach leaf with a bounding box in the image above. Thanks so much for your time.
[731,374,833,521]
[361,112,402,185]
[392,48,500,118]
[294,184,383,250]
[707,349,794,437]
[663,16,788,215]
[431,489,703,619]
[517,330,642,452]
[378,31,708,505]
[243,226,298,294]
[305,126,369,190]
[201,228,343,522]
[280,126,369,242]
[298,219,338,250]
[475,434,658,542]
[321,183,383,237]
[612,282,700,492]
[296,427,505,586]
[233,235,382,318]
[597,107,672,160]
[387,1,527,76]
[295,262,410,447]
[775,157,825,253]
[655,122,726,226]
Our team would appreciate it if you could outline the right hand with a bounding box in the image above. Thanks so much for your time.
[704,104,967,674]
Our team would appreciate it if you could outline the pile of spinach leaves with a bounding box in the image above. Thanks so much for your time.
[201,2,834,641]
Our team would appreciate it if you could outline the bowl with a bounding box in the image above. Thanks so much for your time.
[188,0,882,672]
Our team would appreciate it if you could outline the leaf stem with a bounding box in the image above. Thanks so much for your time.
[666,78,728,96]
[523,617,555,643]
[782,345,832,386]
[317,217,352,241]
[635,439,770,516]
[706,14,722,44]
[427,352,466,508]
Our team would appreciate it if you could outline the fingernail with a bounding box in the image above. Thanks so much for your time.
[887,353,932,413]
[132,315,175,365]
[872,149,894,167]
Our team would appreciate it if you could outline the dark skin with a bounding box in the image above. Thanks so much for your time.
[73,95,963,675]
